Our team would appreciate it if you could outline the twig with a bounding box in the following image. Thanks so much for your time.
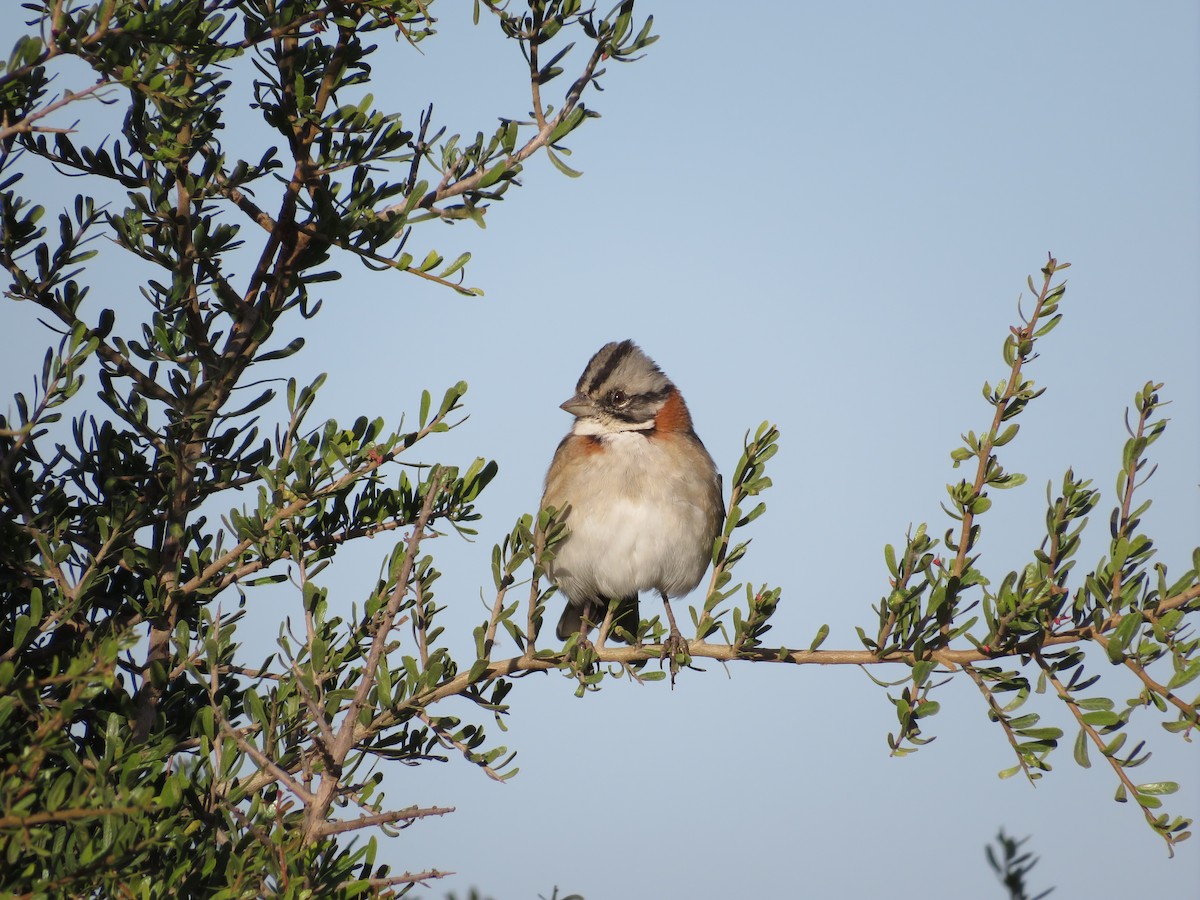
[963,663,1037,783]
[300,469,445,842]
[213,703,316,805]
[380,40,607,220]
[0,806,140,829]
[336,869,452,891]
[318,804,454,838]
[230,584,1200,800]
[482,573,512,657]
[415,710,507,783]
[1093,632,1200,727]
[0,79,116,142]
[951,259,1063,580]
[1035,651,1177,855]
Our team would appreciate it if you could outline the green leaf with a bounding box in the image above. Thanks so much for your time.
[1073,728,1091,768]
[545,147,583,177]
[1136,782,1179,796]
[1106,612,1141,661]
[913,700,940,719]
[439,252,471,278]
[992,423,1020,447]
[1017,726,1062,742]
[419,389,432,427]
[736,502,766,527]
[808,624,829,651]
[258,337,305,362]
[244,690,267,726]
[12,614,30,649]
[477,162,508,189]
[1167,659,1200,690]
[468,658,490,682]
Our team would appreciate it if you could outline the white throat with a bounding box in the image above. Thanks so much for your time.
[572,416,654,436]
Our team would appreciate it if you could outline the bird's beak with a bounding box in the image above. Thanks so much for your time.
[560,392,597,417]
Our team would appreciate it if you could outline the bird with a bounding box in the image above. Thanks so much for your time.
[540,340,724,659]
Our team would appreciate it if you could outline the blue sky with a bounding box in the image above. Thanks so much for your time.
[3,2,1198,897]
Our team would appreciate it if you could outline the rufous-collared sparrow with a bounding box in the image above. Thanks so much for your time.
[540,340,724,656]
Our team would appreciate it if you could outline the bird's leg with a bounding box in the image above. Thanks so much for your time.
[566,601,598,678]
[660,592,687,647]
[659,592,690,685]
[596,599,617,649]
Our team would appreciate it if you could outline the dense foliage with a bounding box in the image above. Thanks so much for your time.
[0,2,1196,896]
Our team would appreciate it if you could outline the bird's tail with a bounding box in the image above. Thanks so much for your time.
[556,594,640,642]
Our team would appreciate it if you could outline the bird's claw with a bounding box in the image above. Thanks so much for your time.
[660,629,690,688]
[568,634,598,678]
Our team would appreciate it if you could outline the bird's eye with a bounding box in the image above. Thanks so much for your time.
[608,389,628,406]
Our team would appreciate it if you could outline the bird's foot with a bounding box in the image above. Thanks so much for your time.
[659,628,690,688]
[566,633,598,680]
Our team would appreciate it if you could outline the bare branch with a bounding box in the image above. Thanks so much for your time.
[0,79,117,142]
[318,804,454,838]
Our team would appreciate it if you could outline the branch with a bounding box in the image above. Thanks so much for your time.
[178,416,450,597]
[416,710,507,783]
[342,470,442,743]
[300,469,445,843]
[1035,652,1179,856]
[214,702,316,806]
[337,869,453,891]
[963,663,1039,783]
[1095,632,1200,728]
[0,806,140,829]
[317,804,453,838]
[0,79,116,142]
[380,41,607,219]
[951,258,1065,580]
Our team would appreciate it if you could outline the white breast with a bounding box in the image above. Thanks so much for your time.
[550,431,713,602]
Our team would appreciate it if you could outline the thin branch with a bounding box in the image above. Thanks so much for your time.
[213,703,315,805]
[380,40,607,219]
[1093,632,1200,728]
[413,576,430,669]
[318,803,453,838]
[963,663,1037,783]
[482,572,512,657]
[0,79,117,142]
[526,11,549,131]
[1035,651,1176,855]
[416,710,506,783]
[300,469,445,843]
[232,579,1200,801]
[1109,393,1154,608]
[340,470,442,747]
[951,260,1061,580]
[288,658,337,762]
[0,806,140,829]
[336,869,453,891]
[525,564,542,648]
